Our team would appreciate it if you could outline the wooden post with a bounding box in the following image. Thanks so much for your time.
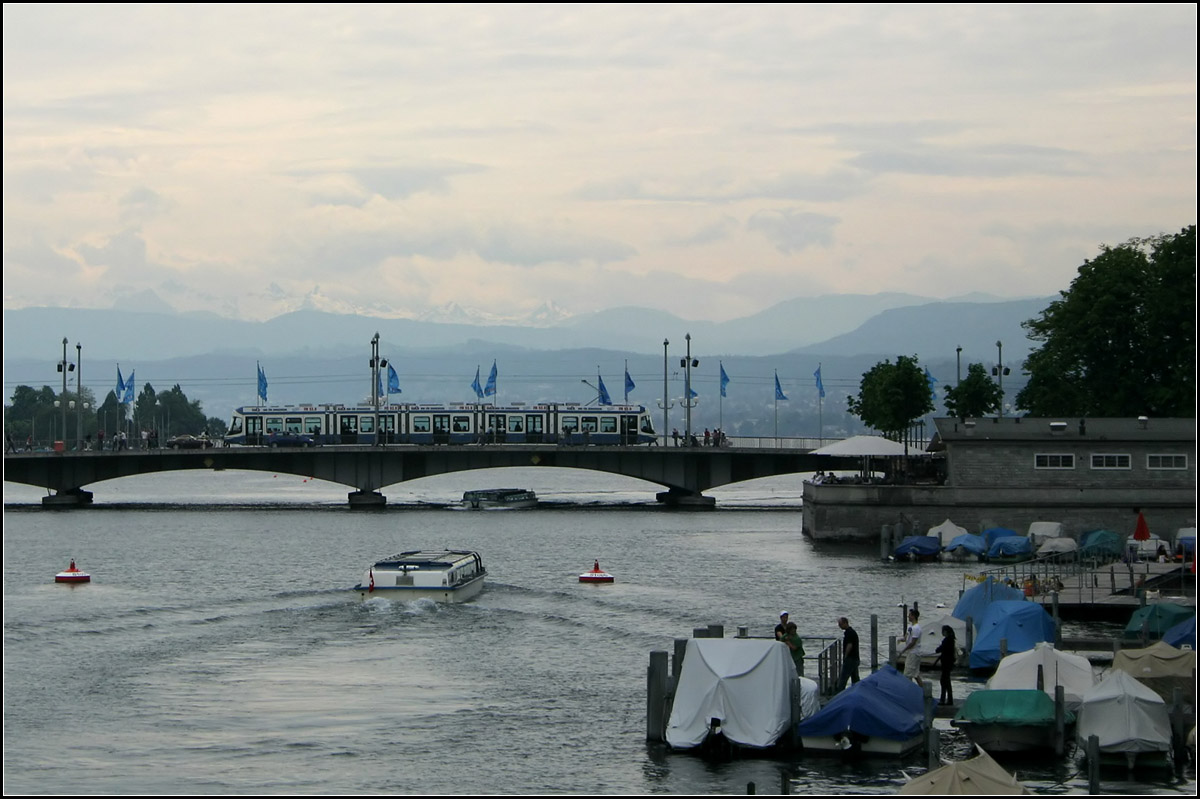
[870,614,879,674]
[708,624,724,638]
[888,635,897,668]
[672,638,688,679]
[1087,734,1100,794]
[1054,685,1065,757]
[737,625,748,638]
[647,650,668,741]
[881,524,892,560]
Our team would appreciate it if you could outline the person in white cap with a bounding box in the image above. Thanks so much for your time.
[774,611,790,641]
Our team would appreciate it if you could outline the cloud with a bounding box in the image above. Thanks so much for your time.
[746,211,840,254]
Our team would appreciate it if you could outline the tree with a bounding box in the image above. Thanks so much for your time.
[1017,226,1195,417]
[846,355,933,443]
[943,363,1004,419]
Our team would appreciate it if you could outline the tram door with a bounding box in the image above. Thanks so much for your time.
[245,415,263,446]
[432,414,451,445]
[620,414,638,445]
[525,414,544,444]
[486,413,506,444]
[338,414,358,445]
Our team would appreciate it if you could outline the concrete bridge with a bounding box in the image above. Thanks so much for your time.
[3,445,860,507]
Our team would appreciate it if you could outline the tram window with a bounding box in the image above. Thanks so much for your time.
[641,417,655,434]
[305,417,322,434]
[412,416,431,433]
[561,416,578,433]
[380,415,396,433]
[581,416,598,433]
[285,417,303,434]
[341,416,358,434]
[228,419,243,435]
[487,414,505,432]
[526,415,543,434]
[433,415,451,433]
[600,417,617,434]
[360,416,375,433]
[452,416,471,432]
[508,416,523,432]
[265,417,284,434]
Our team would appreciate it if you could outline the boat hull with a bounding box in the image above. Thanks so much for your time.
[801,733,923,756]
[356,573,485,603]
[952,722,1058,752]
[55,572,91,584]
[579,574,614,583]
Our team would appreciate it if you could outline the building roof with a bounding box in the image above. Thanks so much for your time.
[933,417,1195,445]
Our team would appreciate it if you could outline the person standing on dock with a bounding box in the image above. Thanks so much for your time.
[900,609,923,688]
[782,621,805,676]
[933,625,956,706]
[835,617,860,692]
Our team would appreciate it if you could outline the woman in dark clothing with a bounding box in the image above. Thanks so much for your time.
[933,625,956,706]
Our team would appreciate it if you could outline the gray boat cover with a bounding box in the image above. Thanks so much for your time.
[665,638,799,749]
[1075,669,1171,753]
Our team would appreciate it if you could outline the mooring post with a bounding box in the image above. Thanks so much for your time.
[1054,685,1065,757]
[880,524,892,560]
[870,614,879,674]
[672,638,687,680]
[888,635,897,667]
[1087,735,1100,794]
[647,650,669,742]
[708,624,724,638]
[737,625,748,638]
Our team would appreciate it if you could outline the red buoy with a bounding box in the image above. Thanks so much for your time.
[55,559,91,584]
[579,560,614,584]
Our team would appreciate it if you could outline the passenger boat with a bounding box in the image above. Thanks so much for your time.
[950,689,1073,753]
[461,488,537,509]
[55,559,91,584]
[354,550,486,602]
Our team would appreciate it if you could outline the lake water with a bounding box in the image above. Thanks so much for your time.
[3,468,1195,794]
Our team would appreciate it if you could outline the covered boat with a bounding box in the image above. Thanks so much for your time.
[461,488,537,509]
[969,601,1056,671]
[942,533,986,562]
[795,665,924,754]
[927,518,968,544]
[1163,616,1195,649]
[982,527,1019,548]
[893,535,941,562]
[899,748,1032,794]
[1079,529,1123,560]
[1123,602,1194,642]
[1076,669,1172,770]
[1173,527,1195,561]
[987,536,1033,564]
[917,614,968,662]
[1112,641,1196,706]
[951,689,1074,753]
[953,576,1025,631]
[1026,521,1064,547]
[665,638,800,751]
[1129,533,1169,561]
[1036,537,1078,562]
[986,642,1095,710]
[354,550,486,602]
[54,559,90,584]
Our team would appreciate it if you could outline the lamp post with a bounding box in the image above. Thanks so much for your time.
[369,332,387,446]
[681,333,698,444]
[76,342,83,451]
[956,346,962,389]
[56,337,74,450]
[991,340,1009,417]
[657,339,672,446]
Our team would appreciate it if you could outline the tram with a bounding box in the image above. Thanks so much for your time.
[223,402,657,446]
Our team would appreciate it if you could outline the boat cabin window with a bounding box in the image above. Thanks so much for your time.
[508,416,523,432]
[285,417,303,434]
[340,416,359,434]
[265,417,284,434]
[360,415,375,433]
[452,415,471,432]
[561,416,578,433]
[599,416,617,434]
[581,416,598,433]
[412,416,431,433]
[305,417,323,434]
[525,415,543,434]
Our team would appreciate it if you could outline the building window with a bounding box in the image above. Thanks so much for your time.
[1034,453,1075,469]
[1147,454,1188,470]
[1091,454,1131,470]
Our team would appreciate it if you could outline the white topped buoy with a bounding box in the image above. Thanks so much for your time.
[580,560,614,583]
[55,559,91,584]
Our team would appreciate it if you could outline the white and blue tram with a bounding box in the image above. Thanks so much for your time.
[224,402,658,446]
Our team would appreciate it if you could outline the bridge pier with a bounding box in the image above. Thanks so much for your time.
[655,487,716,508]
[41,487,94,508]
[348,489,387,508]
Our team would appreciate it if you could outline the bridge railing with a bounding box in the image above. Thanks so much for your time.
[708,436,829,450]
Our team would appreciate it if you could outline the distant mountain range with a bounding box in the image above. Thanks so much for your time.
[2,294,1053,436]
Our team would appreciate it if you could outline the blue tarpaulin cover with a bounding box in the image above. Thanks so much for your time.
[943,533,987,556]
[987,536,1033,559]
[953,577,1025,630]
[983,527,1019,548]
[1163,616,1196,649]
[795,665,923,741]
[970,601,1056,670]
[894,536,941,559]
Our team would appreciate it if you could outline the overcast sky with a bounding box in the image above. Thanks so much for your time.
[3,4,1195,323]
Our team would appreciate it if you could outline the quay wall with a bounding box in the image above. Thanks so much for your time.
[801,483,1197,542]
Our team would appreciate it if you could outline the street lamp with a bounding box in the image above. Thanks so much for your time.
[657,339,673,446]
[76,342,83,451]
[680,333,698,443]
[56,337,74,450]
[991,340,1010,417]
[955,346,962,389]
[369,332,388,446]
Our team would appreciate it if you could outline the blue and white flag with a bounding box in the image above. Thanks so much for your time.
[122,370,135,405]
[471,367,484,399]
[814,364,825,399]
[257,363,268,404]
[598,375,612,405]
[775,371,788,401]
[388,363,401,394]
[484,360,497,397]
[624,369,636,397]
[925,366,937,401]
[720,363,730,398]
[116,366,126,398]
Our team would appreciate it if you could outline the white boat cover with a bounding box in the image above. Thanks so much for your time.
[1036,538,1078,557]
[927,519,969,543]
[1112,641,1197,704]
[918,614,969,659]
[1075,669,1171,753]
[665,638,797,750]
[1027,521,1064,546]
[986,642,1095,709]
[798,676,820,719]
[1130,534,1168,559]
[899,748,1032,795]
[811,435,909,457]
